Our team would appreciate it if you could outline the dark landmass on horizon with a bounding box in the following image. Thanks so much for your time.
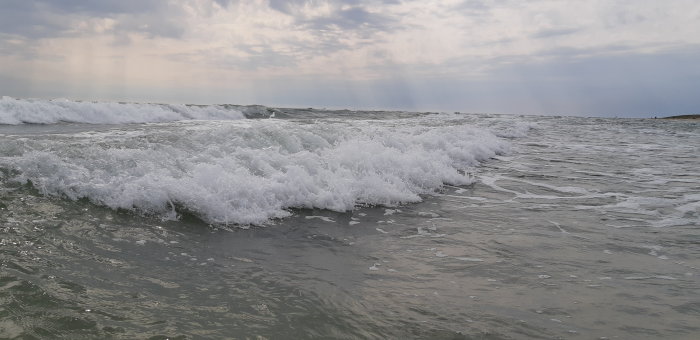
[662,114,700,120]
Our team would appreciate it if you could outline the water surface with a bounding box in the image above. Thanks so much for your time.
[1,100,698,339]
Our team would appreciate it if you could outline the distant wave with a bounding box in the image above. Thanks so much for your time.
[0,96,248,124]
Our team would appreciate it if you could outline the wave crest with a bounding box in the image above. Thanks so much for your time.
[2,117,510,225]
[0,97,246,124]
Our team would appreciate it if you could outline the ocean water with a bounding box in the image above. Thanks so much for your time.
[0,97,698,339]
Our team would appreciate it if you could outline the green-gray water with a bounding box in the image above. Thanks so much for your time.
[1,102,699,339]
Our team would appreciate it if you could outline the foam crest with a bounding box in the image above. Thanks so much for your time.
[0,97,245,124]
[1,117,510,225]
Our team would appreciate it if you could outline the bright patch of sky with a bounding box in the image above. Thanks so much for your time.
[1,0,699,117]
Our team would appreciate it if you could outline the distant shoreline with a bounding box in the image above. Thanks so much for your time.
[661,114,700,120]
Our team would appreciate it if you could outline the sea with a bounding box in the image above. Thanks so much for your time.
[1,96,698,339]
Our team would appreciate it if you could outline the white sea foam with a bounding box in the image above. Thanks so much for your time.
[455,257,484,262]
[305,216,336,223]
[0,97,245,124]
[1,116,509,225]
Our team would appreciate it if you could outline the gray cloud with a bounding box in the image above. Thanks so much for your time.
[0,2,64,39]
[268,0,360,15]
[307,6,390,31]
[203,0,397,64]
[0,0,397,46]
[33,0,162,15]
[532,28,580,39]
[0,0,184,40]
[455,0,492,12]
[268,0,398,34]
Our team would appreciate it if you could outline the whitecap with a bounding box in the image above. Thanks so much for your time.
[1,115,510,225]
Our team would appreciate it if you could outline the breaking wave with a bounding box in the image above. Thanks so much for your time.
[0,115,511,225]
[0,96,247,124]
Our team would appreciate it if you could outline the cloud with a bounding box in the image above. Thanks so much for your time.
[306,6,390,31]
[35,0,163,15]
[0,0,185,40]
[264,0,400,54]
[531,28,580,39]
[0,2,63,39]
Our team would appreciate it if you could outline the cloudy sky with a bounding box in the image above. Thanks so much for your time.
[1,0,699,117]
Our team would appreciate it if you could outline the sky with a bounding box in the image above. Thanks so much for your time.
[0,0,699,117]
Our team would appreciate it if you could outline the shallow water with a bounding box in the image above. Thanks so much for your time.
[1,104,699,339]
